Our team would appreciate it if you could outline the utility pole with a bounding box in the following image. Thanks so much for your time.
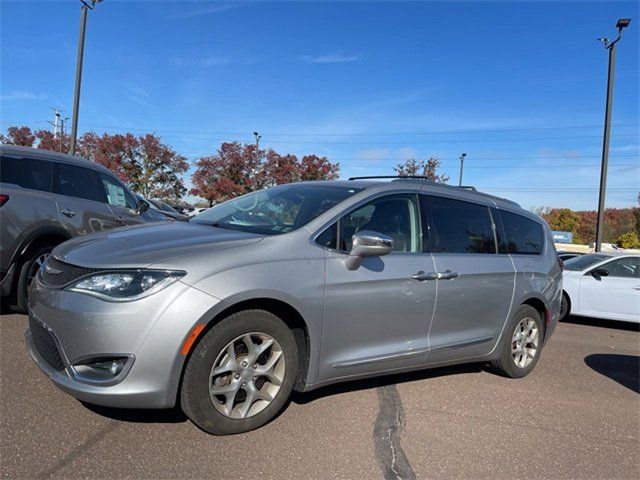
[59,116,70,152]
[594,18,631,252]
[48,108,61,138]
[69,0,102,156]
[458,153,467,186]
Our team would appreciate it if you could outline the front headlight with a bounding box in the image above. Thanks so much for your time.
[66,270,185,301]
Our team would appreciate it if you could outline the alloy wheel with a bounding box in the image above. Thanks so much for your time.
[209,332,285,419]
[511,317,539,368]
[27,253,50,288]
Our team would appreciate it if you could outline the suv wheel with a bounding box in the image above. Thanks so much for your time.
[560,292,570,320]
[181,309,298,435]
[15,246,52,313]
[490,305,543,378]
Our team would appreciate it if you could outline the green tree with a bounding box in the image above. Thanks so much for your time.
[617,231,640,249]
[394,157,448,183]
[542,208,582,243]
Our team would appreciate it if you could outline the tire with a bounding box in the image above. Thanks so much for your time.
[560,292,570,320]
[490,305,544,379]
[15,246,52,313]
[180,309,298,435]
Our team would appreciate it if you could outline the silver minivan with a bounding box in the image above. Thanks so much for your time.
[26,177,562,434]
[0,145,162,312]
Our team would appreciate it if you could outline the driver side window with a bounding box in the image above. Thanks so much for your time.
[337,194,420,252]
[599,257,640,278]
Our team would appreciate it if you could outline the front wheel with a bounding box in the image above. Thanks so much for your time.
[490,305,544,378]
[180,309,298,435]
[15,246,52,313]
[560,292,570,320]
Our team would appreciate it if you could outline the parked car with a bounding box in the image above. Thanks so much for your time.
[148,198,188,221]
[167,203,193,215]
[26,177,562,435]
[560,253,639,323]
[187,207,209,217]
[0,145,157,312]
[135,194,188,221]
[557,251,584,262]
[135,194,173,222]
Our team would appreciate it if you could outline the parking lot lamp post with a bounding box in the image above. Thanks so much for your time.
[458,153,467,186]
[594,18,631,252]
[69,0,102,156]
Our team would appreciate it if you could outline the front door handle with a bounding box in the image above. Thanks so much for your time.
[633,285,640,291]
[61,208,75,217]
[115,216,126,224]
[437,270,459,280]
[412,271,438,281]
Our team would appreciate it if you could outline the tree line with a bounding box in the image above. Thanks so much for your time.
[0,125,448,207]
[538,202,640,248]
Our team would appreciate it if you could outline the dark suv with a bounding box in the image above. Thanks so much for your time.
[0,145,160,311]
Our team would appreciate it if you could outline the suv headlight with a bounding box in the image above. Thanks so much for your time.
[66,270,185,301]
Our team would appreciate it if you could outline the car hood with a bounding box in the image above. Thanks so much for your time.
[53,222,264,269]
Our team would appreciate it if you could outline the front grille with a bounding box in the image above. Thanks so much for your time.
[41,257,97,288]
[29,316,65,371]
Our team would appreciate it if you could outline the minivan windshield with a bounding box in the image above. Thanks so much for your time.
[191,184,360,235]
[563,253,610,271]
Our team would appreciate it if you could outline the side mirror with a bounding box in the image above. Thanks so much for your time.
[137,199,150,214]
[590,268,609,279]
[345,230,393,270]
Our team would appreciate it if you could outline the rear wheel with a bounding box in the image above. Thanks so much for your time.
[490,305,543,378]
[15,246,52,313]
[180,309,298,435]
[560,292,570,320]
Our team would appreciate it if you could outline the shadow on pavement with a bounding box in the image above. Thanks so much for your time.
[563,315,639,332]
[584,354,639,394]
[291,363,483,405]
[80,402,188,423]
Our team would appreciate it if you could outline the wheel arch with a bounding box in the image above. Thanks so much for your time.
[12,227,71,265]
[179,297,312,400]
[521,296,549,339]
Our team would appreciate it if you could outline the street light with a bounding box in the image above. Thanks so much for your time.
[594,18,631,252]
[69,0,102,156]
[458,152,467,186]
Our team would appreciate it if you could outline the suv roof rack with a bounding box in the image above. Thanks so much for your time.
[347,175,477,191]
[346,175,520,207]
[348,175,433,181]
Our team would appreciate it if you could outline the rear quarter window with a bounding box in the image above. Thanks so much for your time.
[499,210,545,255]
[0,155,53,192]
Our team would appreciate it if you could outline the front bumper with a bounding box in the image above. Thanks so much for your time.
[26,278,221,409]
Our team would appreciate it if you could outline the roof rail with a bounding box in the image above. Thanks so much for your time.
[348,175,439,181]
[347,175,477,191]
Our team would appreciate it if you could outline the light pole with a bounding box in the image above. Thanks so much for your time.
[69,0,102,156]
[594,18,631,252]
[458,152,467,186]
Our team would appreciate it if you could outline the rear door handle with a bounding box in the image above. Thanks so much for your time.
[633,285,640,291]
[412,271,438,281]
[437,270,459,280]
[61,208,75,217]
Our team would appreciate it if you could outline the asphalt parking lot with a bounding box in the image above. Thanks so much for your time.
[1,313,638,480]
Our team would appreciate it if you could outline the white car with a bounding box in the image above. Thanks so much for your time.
[561,253,640,323]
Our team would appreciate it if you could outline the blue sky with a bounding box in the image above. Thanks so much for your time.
[1,0,638,210]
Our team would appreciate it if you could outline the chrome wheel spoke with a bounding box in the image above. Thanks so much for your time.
[208,331,285,420]
[511,317,538,369]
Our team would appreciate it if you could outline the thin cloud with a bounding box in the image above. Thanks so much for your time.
[300,52,361,64]
[0,91,48,101]
[124,86,152,108]
[172,1,251,20]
